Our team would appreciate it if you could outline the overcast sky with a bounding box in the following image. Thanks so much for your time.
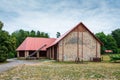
[0,0,120,38]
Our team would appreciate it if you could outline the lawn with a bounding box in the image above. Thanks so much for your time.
[0,60,120,80]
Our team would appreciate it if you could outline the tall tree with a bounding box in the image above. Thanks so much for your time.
[0,21,3,30]
[36,31,41,37]
[96,32,107,54]
[0,21,16,62]
[95,32,117,54]
[44,33,49,38]
[112,28,120,48]
[106,35,118,53]
[30,30,36,37]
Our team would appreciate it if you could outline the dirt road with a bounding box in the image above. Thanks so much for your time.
[0,58,39,73]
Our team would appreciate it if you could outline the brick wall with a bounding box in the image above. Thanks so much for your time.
[58,25,101,61]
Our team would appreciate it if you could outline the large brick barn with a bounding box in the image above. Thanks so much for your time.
[16,22,103,61]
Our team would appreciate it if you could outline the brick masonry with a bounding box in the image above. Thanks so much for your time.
[58,24,101,61]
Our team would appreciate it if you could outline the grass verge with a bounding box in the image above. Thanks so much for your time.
[0,61,120,80]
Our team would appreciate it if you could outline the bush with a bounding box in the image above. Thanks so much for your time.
[117,49,120,54]
[0,53,7,62]
[8,52,15,59]
[109,54,120,62]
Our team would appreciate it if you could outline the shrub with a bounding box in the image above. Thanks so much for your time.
[109,54,120,62]
[8,52,15,59]
[0,53,7,62]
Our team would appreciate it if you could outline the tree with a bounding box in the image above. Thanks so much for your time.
[30,30,36,37]
[44,33,49,38]
[12,29,50,48]
[112,28,120,48]
[0,21,15,62]
[0,21,3,30]
[106,35,117,53]
[56,32,61,38]
[96,32,107,54]
[95,32,117,54]
[36,31,41,37]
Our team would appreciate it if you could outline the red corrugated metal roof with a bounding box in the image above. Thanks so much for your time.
[16,37,56,51]
[48,22,103,48]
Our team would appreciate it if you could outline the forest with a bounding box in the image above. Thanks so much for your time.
[0,21,120,62]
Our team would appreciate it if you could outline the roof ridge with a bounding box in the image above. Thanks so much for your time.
[48,22,103,48]
[26,37,56,39]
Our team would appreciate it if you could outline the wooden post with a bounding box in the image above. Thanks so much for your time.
[62,40,64,61]
[82,32,83,61]
[50,48,51,59]
[46,49,49,58]
[96,41,98,57]
[26,51,29,57]
[77,27,79,58]
[37,52,39,58]
[52,46,54,59]
[57,44,59,61]
[25,51,27,58]
[48,49,50,59]
[17,51,19,58]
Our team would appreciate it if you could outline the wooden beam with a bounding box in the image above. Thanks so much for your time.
[17,51,19,58]
[96,41,98,57]
[53,47,54,59]
[62,40,64,61]
[77,27,79,58]
[48,49,50,59]
[37,52,39,58]
[82,32,83,59]
[57,44,59,61]
[50,48,51,59]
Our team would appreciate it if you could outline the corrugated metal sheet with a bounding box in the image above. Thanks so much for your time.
[16,37,56,51]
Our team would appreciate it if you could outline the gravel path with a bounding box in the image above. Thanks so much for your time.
[0,58,39,73]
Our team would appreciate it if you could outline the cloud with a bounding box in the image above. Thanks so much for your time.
[0,0,120,37]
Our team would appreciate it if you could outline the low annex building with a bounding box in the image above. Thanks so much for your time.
[16,38,56,59]
[16,22,103,61]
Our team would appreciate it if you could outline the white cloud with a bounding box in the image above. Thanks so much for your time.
[0,0,120,37]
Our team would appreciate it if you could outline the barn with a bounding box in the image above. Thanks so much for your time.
[16,22,103,61]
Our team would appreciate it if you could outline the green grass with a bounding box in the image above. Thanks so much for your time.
[0,61,120,80]
[0,54,120,80]
[102,53,120,62]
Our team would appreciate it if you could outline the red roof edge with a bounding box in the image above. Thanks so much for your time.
[80,22,103,45]
[48,22,103,48]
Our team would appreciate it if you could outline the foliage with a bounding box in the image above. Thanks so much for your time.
[0,20,50,61]
[112,28,120,48]
[95,32,118,54]
[12,29,49,47]
[56,32,61,38]
[7,52,15,59]
[109,54,120,62]
[0,21,3,30]
[0,46,8,62]
[36,31,41,37]
[30,30,36,37]
[0,21,16,62]
[106,35,118,53]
